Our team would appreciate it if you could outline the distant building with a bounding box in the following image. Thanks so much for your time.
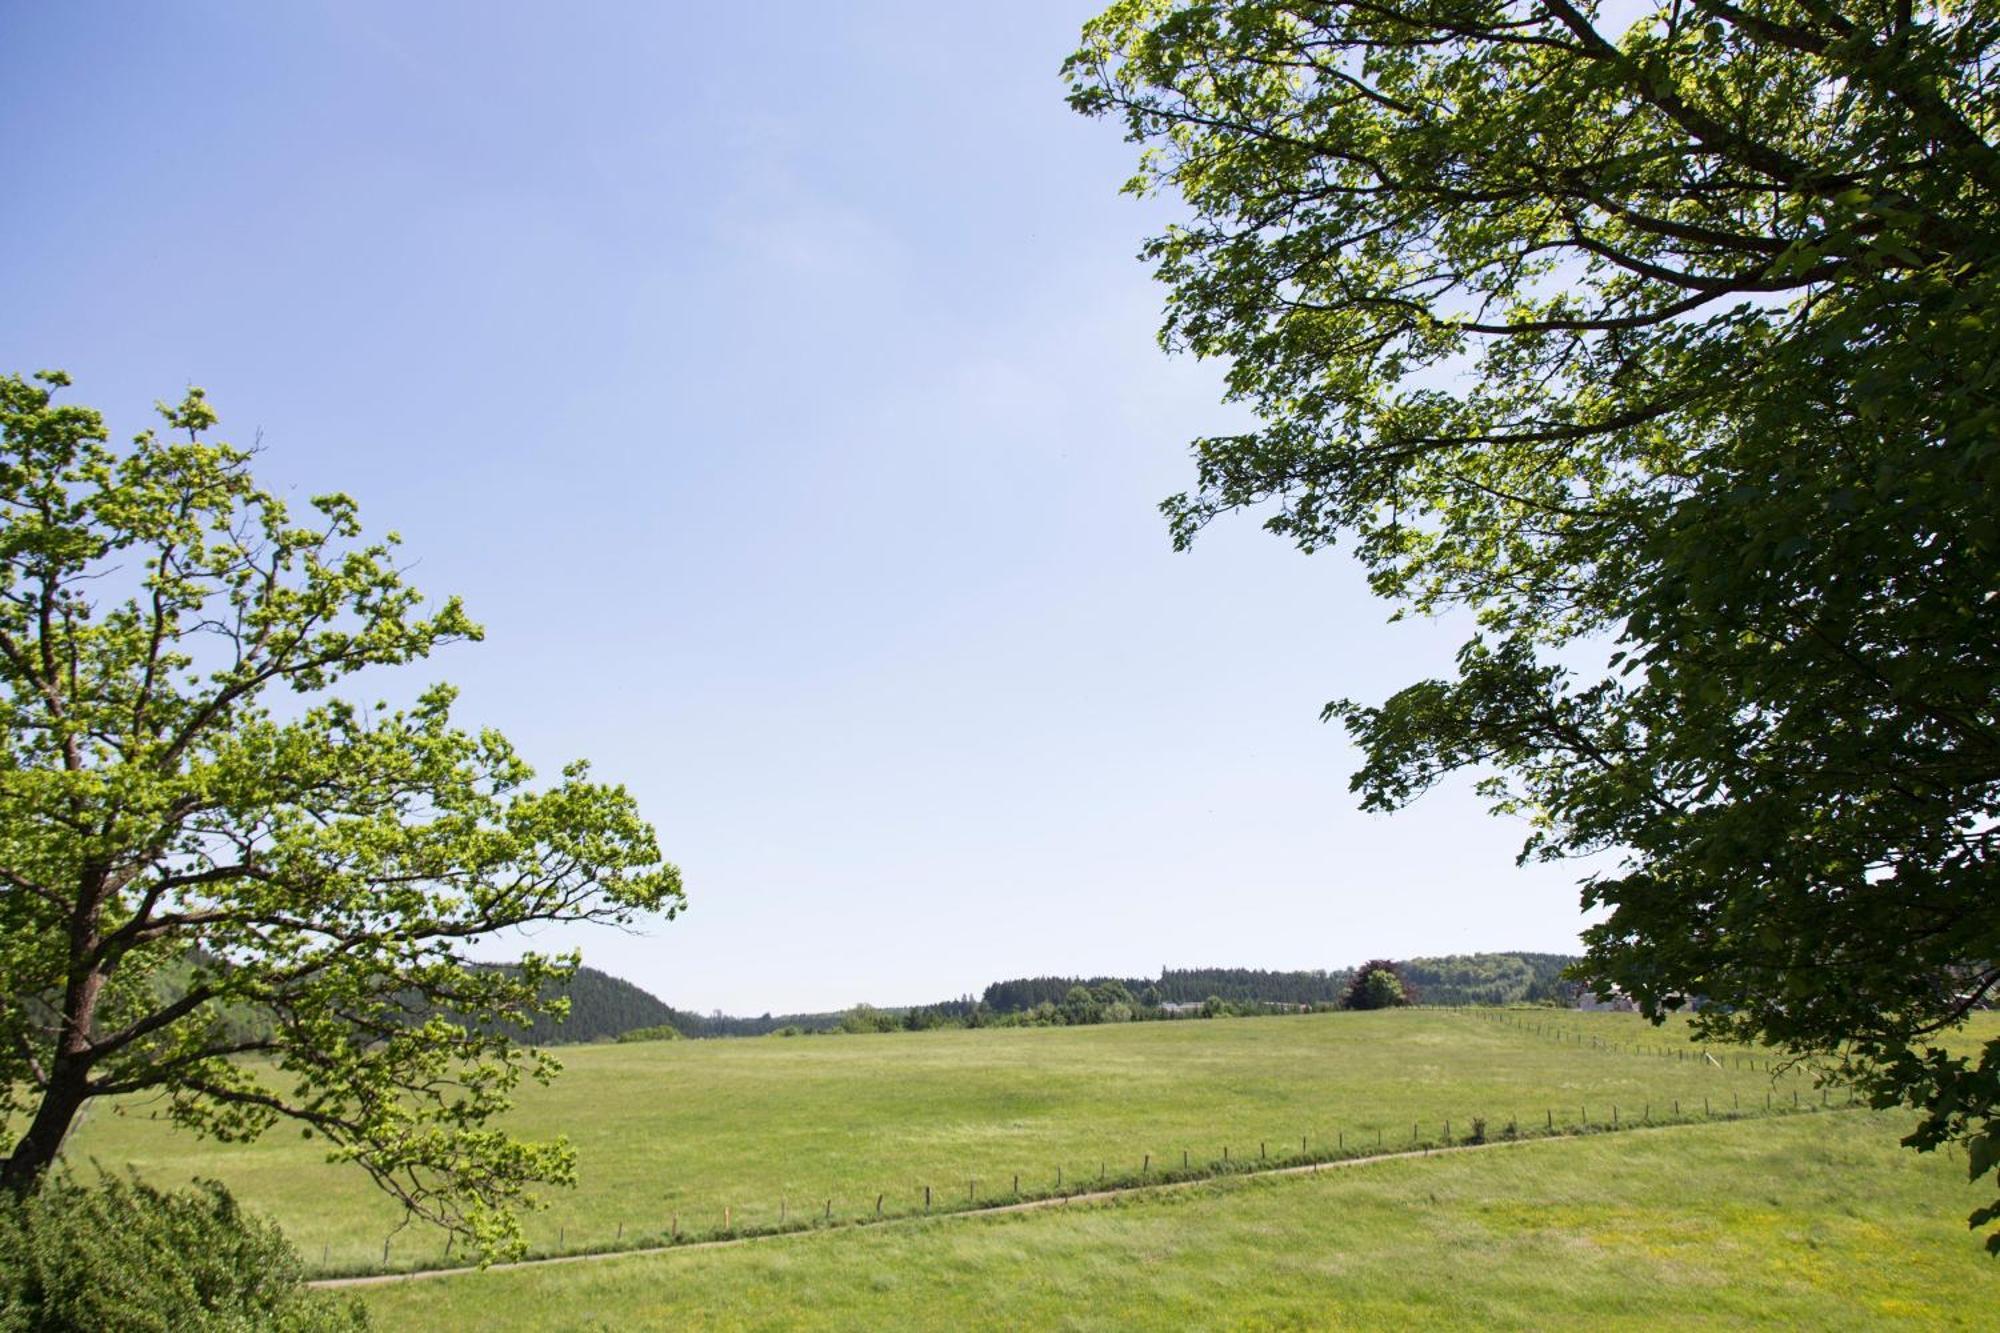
[1159,1001,1204,1017]
[1576,989,1636,1013]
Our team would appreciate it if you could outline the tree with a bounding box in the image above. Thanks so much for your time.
[1342,960,1414,1010]
[1068,1,2000,1245]
[0,373,683,1257]
[838,1004,898,1034]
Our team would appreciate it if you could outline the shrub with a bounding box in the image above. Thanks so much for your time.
[0,1172,368,1332]
[614,1023,684,1043]
[837,1005,899,1035]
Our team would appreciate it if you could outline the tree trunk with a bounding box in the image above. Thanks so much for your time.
[4,926,105,1196]
[1,1061,90,1195]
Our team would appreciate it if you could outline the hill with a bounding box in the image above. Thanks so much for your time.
[497,966,841,1043]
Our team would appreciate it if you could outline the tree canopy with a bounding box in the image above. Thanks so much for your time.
[1342,959,1415,1009]
[0,373,683,1257]
[1068,0,2000,1245]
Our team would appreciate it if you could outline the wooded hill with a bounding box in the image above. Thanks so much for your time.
[495,967,841,1043]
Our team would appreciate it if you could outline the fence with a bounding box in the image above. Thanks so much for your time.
[325,1039,1855,1279]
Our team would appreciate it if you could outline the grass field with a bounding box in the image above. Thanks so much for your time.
[354,1111,1999,1330]
[64,1008,1924,1274]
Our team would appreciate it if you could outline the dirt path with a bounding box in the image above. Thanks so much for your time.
[316,1113,1814,1290]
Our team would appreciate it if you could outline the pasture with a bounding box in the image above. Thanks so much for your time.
[67,1008,1904,1273]
[355,1111,1997,1330]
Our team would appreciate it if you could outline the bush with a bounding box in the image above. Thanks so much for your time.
[837,1005,899,1035]
[0,1172,368,1332]
[614,1023,683,1043]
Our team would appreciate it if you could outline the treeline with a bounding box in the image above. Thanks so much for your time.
[980,968,1353,1011]
[153,953,1582,1046]
[979,955,1573,1016]
[1398,953,1580,1007]
[462,951,1584,1045]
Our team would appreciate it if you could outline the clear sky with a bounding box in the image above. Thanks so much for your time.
[1,1,1602,1014]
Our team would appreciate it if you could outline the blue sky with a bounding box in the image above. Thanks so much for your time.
[1,1,1598,1014]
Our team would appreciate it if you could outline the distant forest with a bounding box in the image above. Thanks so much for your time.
[979,954,1576,1014]
[496,967,843,1043]
[143,951,1580,1049]
[513,951,1580,1044]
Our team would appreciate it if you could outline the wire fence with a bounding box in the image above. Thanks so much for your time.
[320,1011,1856,1279]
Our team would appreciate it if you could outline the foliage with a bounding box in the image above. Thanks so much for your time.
[1068,0,2000,1244]
[613,1024,682,1044]
[901,996,982,1030]
[837,1005,900,1035]
[1344,961,1415,1010]
[980,957,1564,1016]
[1401,953,1575,1006]
[0,1171,367,1332]
[0,373,684,1258]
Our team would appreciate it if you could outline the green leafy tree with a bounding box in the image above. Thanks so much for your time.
[838,1004,898,1034]
[1068,1,2000,1245]
[0,373,683,1257]
[1342,960,1414,1010]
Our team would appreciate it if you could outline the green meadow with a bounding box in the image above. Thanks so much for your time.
[65,1009,1914,1274]
[355,1111,1997,1330]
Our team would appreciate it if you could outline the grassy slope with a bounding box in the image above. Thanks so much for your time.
[70,1009,1876,1271]
[358,1111,1997,1330]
